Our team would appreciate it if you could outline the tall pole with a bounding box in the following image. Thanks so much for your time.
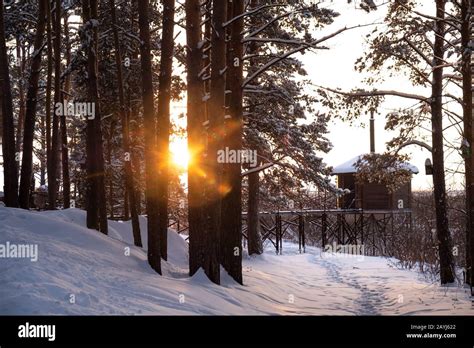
[370,110,375,153]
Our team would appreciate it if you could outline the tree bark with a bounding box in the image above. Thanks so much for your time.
[138,0,161,274]
[156,0,175,260]
[431,0,454,284]
[246,0,263,256]
[83,0,108,234]
[203,0,228,285]
[0,0,19,207]
[45,0,53,196]
[186,0,205,276]
[15,38,25,166]
[466,0,474,290]
[61,9,71,208]
[220,0,244,284]
[109,0,142,246]
[107,121,114,218]
[18,0,47,209]
[48,0,61,209]
[247,163,263,255]
[83,0,98,228]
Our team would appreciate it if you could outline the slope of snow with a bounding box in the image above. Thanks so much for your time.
[0,207,472,315]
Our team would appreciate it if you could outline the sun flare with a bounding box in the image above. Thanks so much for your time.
[170,138,190,169]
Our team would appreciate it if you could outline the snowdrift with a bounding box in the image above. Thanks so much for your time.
[0,207,472,315]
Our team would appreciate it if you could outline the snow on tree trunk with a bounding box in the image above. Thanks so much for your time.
[0,0,19,207]
[48,0,61,210]
[203,0,228,285]
[156,0,175,261]
[18,0,47,209]
[61,10,71,209]
[431,0,454,284]
[186,0,205,276]
[109,0,142,247]
[83,0,108,234]
[220,0,244,284]
[138,0,161,274]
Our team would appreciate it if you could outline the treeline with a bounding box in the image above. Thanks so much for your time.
[0,0,339,284]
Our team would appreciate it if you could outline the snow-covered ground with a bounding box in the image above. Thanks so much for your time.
[0,207,472,315]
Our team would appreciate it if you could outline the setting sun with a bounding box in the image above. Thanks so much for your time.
[170,138,190,169]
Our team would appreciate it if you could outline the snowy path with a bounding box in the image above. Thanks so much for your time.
[0,207,473,315]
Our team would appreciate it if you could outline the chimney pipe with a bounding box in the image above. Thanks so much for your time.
[370,110,375,153]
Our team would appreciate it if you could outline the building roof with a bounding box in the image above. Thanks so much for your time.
[331,155,419,175]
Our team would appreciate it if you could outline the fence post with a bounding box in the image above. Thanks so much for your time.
[279,214,283,254]
[302,215,306,253]
[322,213,327,249]
[298,214,304,253]
[275,213,280,255]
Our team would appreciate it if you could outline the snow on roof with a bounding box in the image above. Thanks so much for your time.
[331,155,419,175]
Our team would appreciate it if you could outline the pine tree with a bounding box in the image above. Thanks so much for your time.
[109,0,141,247]
[203,0,228,285]
[45,0,53,202]
[61,8,71,209]
[156,0,175,260]
[430,0,454,284]
[138,0,161,274]
[220,0,244,284]
[19,0,47,209]
[48,0,61,209]
[0,0,18,207]
[82,0,108,234]
[185,0,205,276]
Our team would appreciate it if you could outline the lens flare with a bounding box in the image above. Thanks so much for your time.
[170,138,190,169]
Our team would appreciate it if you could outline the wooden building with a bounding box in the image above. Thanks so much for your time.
[331,113,419,211]
[332,155,418,210]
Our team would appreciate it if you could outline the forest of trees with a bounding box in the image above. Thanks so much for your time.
[0,0,473,289]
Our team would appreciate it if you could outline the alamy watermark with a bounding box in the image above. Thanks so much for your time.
[55,101,95,120]
[321,242,365,261]
[18,322,55,342]
[217,147,257,167]
[0,241,38,262]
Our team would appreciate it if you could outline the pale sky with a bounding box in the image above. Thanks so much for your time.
[299,0,464,191]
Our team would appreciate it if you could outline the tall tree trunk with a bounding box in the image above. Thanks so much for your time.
[45,0,53,196]
[0,0,19,207]
[49,0,61,209]
[40,109,46,186]
[138,0,161,274]
[130,105,142,217]
[18,0,47,209]
[464,0,474,290]
[124,186,130,219]
[109,0,141,246]
[246,0,263,256]
[203,0,227,285]
[15,38,25,162]
[107,122,114,219]
[156,0,175,260]
[220,0,243,284]
[461,0,472,285]
[61,9,71,208]
[186,0,205,276]
[247,163,263,255]
[83,0,108,234]
[431,0,454,284]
